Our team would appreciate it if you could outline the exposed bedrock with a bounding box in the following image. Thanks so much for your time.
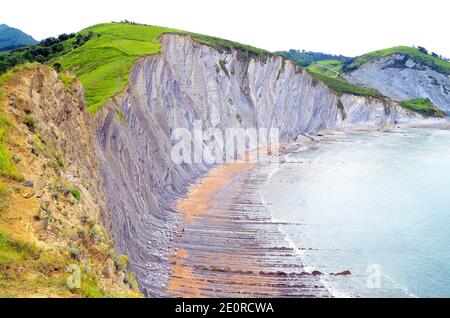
[346,54,450,111]
[92,34,426,296]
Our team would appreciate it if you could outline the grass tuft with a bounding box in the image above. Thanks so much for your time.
[0,113,22,181]
[70,189,81,200]
[189,33,270,59]
[0,230,39,265]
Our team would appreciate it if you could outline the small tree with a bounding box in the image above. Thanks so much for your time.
[34,55,46,64]
[417,46,428,54]
[53,63,62,73]
[58,33,70,41]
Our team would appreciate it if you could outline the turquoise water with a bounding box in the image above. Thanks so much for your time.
[263,128,450,298]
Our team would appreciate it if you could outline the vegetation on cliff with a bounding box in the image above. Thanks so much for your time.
[277,49,350,67]
[54,23,270,113]
[306,60,345,78]
[189,33,271,59]
[400,98,446,118]
[1,22,272,114]
[306,70,387,100]
[0,32,94,74]
[281,46,449,112]
[2,22,446,118]
[0,65,141,298]
[343,46,450,75]
[54,23,179,113]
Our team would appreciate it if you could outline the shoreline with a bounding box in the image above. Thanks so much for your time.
[166,142,336,297]
[165,124,449,298]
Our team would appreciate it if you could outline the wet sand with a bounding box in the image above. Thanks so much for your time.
[167,148,331,298]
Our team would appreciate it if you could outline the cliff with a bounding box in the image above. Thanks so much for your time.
[92,34,428,296]
[346,54,450,111]
[0,32,440,297]
[0,65,140,297]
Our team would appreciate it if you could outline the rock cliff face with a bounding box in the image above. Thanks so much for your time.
[346,54,450,111]
[92,34,426,296]
[0,66,140,297]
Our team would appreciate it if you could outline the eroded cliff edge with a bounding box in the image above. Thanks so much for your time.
[2,33,438,297]
[346,54,450,111]
[0,66,140,297]
[91,34,428,296]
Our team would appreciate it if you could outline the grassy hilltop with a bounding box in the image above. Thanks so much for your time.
[1,22,270,114]
[344,46,450,75]
[1,22,448,116]
[280,46,450,115]
[55,23,178,113]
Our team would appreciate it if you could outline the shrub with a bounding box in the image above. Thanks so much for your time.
[79,268,106,298]
[70,189,81,200]
[68,246,80,260]
[218,60,230,77]
[58,72,74,90]
[0,29,93,78]
[53,63,62,73]
[124,271,139,290]
[113,254,128,271]
[337,100,347,120]
[58,34,70,42]
[23,115,36,130]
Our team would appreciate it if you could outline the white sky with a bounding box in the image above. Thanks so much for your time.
[1,0,449,57]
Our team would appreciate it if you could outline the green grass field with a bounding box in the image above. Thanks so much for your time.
[54,23,274,113]
[54,23,179,113]
[344,46,450,75]
[306,60,345,78]
[3,23,448,119]
[400,98,446,118]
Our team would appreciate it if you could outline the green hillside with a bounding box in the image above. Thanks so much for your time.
[305,59,387,100]
[343,46,450,75]
[400,98,446,118]
[302,46,450,108]
[277,49,350,67]
[306,70,386,100]
[306,60,345,78]
[54,23,178,113]
[1,22,448,117]
[0,22,270,114]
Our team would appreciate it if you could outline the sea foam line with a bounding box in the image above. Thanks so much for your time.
[259,149,352,298]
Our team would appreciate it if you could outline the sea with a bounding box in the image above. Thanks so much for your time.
[262,128,450,297]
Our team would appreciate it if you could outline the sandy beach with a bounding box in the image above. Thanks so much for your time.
[167,144,332,298]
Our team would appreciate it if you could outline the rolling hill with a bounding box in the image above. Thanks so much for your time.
[280,46,450,113]
[0,24,37,52]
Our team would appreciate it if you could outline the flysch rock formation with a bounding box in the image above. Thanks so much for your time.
[6,34,444,297]
[91,34,435,296]
[346,54,450,111]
